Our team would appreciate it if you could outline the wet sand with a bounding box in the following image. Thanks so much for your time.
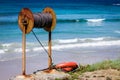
[0,46,120,80]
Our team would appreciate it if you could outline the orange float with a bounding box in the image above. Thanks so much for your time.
[55,62,78,72]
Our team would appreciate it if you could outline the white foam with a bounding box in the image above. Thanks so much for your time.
[33,47,47,52]
[76,19,79,22]
[52,40,120,50]
[14,48,22,52]
[0,39,120,61]
[58,38,78,43]
[113,3,120,6]
[57,37,109,44]
[0,38,120,55]
[0,50,5,54]
[14,48,30,53]
[80,37,105,42]
[87,19,105,23]
[0,49,9,54]
[115,30,120,34]
[2,43,11,47]
[33,47,41,51]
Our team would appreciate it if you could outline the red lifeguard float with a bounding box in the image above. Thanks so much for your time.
[55,62,78,72]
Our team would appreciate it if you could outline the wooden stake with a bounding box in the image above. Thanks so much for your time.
[48,31,52,69]
[22,26,26,75]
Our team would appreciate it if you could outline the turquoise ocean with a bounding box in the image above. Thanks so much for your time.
[0,2,120,62]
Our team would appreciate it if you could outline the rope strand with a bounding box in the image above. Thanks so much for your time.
[31,30,52,59]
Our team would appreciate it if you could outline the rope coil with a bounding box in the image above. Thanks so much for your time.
[33,13,52,28]
[18,7,56,34]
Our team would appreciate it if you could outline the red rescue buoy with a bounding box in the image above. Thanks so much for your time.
[55,62,78,72]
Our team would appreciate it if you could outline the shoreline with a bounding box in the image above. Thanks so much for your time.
[0,46,120,80]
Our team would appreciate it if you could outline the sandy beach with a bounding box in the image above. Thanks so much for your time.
[0,45,120,80]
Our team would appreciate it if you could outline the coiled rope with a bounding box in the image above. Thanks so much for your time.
[33,13,52,28]
[18,7,56,34]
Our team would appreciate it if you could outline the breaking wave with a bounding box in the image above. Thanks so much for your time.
[0,37,120,61]
[115,30,120,34]
[58,18,120,23]
[0,14,120,25]
[0,37,119,53]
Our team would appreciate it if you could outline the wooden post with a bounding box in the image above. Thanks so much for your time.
[48,31,52,69]
[22,26,26,75]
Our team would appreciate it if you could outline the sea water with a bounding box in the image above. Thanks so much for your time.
[0,2,120,61]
